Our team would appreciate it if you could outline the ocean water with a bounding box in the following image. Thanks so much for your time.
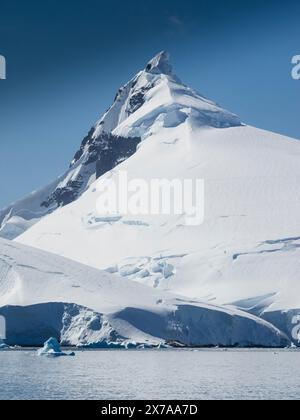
[0,349,299,400]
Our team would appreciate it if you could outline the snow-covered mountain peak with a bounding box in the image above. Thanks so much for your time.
[92,52,241,140]
[91,51,179,136]
[93,51,241,136]
[0,52,241,239]
[145,51,174,77]
[2,53,300,347]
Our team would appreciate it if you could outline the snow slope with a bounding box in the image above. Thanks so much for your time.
[0,52,240,240]
[0,239,287,347]
[16,53,300,338]
[0,52,215,239]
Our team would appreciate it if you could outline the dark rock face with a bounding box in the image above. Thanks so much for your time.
[41,131,141,209]
[94,134,141,178]
[70,127,96,167]
[127,83,154,115]
[39,68,152,210]
[41,177,84,208]
[128,91,145,115]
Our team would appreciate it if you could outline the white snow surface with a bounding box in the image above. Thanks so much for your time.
[1,51,300,345]
[0,238,288,347]
[0,338,8,349]
[17,53,300,320]
[0,51,240,240]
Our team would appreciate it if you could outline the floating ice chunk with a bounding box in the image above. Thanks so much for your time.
[137,343,154,349]
[157,342,169,349]
[37,337,75,357]
[0,338,8,349]
[123,341,138,349]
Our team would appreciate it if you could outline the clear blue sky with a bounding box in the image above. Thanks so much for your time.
[0,0,300,208]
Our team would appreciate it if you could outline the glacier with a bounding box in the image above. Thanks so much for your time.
[1,51,300,346]
[0,238,288,347]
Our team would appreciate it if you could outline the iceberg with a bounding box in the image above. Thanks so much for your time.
[0,338,8,349]
[37,337,75,357]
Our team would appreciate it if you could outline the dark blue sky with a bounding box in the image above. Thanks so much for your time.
[0,0,300,208]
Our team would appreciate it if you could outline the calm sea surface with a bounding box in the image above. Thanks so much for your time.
[0,349,299,400]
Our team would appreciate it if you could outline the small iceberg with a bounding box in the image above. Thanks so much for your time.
[37,337,75,357]
[0,338,9,350]
[157,342,169,349]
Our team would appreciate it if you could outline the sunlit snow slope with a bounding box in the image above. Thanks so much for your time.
[0,239,288,347]
[0,52,240,240]
[9,52,300,343]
